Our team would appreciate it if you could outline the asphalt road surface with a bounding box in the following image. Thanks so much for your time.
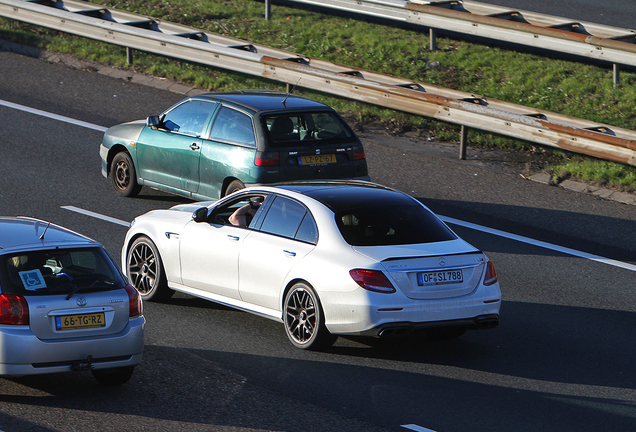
[1,15,635,432]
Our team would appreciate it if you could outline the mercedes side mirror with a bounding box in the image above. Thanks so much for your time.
[192,207,209,223]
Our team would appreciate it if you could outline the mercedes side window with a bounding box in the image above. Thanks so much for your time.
[259,196,308,239]
[208,195,266,227]
[209,106,256,147]
[295,213,318,245]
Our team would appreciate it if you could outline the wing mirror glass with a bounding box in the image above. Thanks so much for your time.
[192,207,209,223]
[147,115,161,128]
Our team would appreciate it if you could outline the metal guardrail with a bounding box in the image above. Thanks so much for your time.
[281,0,636,78]
[0,0,634,166]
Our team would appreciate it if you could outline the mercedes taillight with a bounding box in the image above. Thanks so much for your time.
[484,261,498,286]
[349,269,396,293]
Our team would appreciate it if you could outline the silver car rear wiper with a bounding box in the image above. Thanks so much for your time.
[55,273,80,301]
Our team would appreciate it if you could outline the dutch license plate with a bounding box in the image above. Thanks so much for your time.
[56,312,105,331]
[418,269,464,286]
[298,154,336,165]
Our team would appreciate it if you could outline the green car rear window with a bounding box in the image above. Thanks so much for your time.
[263,111,356,148]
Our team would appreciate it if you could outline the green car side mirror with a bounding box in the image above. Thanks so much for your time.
[146,115,161,128]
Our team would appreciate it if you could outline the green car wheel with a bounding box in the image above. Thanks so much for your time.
[111,152,142,197]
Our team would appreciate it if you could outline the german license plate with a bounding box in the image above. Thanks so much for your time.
[56,313,105,331]
[298,154,336,165]
[418,269,463,286]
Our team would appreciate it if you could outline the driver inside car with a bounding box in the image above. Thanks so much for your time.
[229,197,264,227]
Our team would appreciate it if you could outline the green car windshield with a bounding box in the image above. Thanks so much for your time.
[264,111,356,147]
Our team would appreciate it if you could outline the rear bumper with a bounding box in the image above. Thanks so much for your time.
[322,278,502,337]
[368,314,499,338]
[0,316,145,376]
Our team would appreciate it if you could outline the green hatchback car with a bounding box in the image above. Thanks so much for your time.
[100,91,370,200]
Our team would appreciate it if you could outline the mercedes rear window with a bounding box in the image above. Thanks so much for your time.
[336,205,457,246]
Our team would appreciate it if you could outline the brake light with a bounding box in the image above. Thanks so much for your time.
[0,294,29,325]
[255,151,280,167]
[353,145,366,160]
[484,261,498,286]
[350,269,396,293]
[125,285,143,317]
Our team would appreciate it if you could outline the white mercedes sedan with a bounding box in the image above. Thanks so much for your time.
[123,181,501,349]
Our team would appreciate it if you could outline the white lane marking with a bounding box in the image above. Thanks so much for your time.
[402,425,437,432]
[440,215,636,272]
[61,206,131,227]
[0,99,108,132]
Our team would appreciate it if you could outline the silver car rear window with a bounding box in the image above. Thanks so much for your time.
[0,247,127,296]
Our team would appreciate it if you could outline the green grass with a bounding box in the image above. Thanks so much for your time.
[1,0,636,190]
[550,158,636,192]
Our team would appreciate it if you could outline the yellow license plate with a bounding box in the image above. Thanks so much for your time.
[56,313,105,331]
[299,154,336,165]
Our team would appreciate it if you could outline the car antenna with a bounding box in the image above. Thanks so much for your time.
[282,78,301,106]
[39,222,51,240]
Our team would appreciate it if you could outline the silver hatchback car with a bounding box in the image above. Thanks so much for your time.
[0,217,144,385]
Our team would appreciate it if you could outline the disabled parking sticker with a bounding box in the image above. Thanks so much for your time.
[19,270,46,290]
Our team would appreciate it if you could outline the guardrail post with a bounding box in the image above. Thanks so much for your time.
[126,47,134,64]
[613,63,620,87]
[459,125,467,160]
[265,0,271,20]
[429,28,437,51]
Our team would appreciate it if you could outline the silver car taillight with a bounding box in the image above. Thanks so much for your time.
[125,285,143,317]
[0,293,29,325]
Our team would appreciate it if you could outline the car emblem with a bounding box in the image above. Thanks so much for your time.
[76,297,87,307]
[439,258,446,266]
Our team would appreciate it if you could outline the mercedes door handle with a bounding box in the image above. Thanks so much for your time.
[283,250,296,257]
[227,235,240,241]
[190,143,200,150]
